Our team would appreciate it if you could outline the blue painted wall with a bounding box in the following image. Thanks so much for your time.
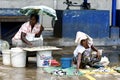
[62,10,110,39]
[0,8,22,16]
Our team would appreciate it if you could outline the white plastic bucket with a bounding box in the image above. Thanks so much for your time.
[2,50,11,65]
[11,47,26,67]
[26,33,35,41]
[37,50,52,67]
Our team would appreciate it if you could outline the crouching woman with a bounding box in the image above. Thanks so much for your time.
[73,31,101,72]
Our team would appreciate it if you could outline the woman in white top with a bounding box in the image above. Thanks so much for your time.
[73,31,101,71]
[12,14,44,47]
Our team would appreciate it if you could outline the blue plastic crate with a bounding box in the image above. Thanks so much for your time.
[60,57,72,69]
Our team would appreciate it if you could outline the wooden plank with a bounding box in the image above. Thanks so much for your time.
[23,46,62,52]
[0,16,28,22]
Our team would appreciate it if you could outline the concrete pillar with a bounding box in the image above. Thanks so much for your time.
[110,27,119,39]
[116,0,120,9]
[53,0,58,9]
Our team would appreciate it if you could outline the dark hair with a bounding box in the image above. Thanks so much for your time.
[30,14,39,22]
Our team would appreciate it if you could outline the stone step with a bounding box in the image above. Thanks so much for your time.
[42,30,120,47]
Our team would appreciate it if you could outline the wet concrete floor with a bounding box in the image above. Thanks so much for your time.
[0,46,120,80]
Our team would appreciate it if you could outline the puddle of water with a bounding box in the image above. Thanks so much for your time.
[0,46,120,80]
[102,51,120,66]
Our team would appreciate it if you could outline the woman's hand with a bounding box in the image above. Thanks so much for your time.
[21,32,33,46]
[40,25,44,31]
[27,42,33,48]
[96,50,101,59]
[74,68,80,75]
[91,45,101,59]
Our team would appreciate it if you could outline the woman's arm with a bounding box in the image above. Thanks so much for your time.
[91,45,98,52]
[35,25,44,37]
[91,45,100,58]
[76,53,82,70]
[21,32,32,46]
